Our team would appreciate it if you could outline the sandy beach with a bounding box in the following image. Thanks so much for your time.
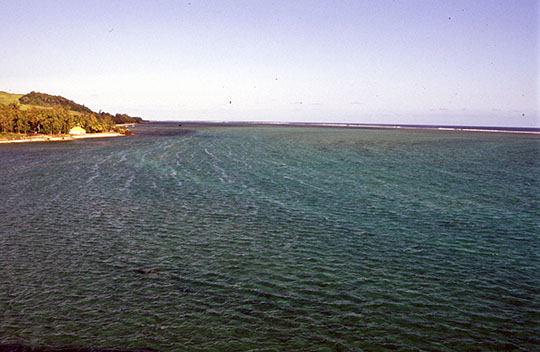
[0,132,124,144]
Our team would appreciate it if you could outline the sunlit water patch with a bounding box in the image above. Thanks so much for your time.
[1,123,539,351]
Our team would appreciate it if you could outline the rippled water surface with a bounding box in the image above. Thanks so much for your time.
[1,123,539,351]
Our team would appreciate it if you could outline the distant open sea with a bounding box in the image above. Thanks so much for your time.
[1,123,539,351]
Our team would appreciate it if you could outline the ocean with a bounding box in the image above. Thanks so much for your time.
[1,123,539,351]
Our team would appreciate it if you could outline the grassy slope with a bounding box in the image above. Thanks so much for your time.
[0,91,23,105]
[0,91,57,111]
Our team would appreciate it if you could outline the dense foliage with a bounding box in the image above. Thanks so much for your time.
[111,113,144,124]
[19,91,93,114]
[98,111,144,125]
[0,103,115,134]
[0,91,143,135]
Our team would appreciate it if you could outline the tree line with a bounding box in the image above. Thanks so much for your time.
[0,103,116,134]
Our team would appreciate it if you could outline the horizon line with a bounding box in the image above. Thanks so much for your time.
[141,121,540,135]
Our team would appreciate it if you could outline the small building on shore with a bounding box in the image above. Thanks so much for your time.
[69,126,86,135]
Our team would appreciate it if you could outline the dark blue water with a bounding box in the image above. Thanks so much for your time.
[1,123,539,351]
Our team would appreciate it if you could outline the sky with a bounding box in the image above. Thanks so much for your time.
[1,0,538,127]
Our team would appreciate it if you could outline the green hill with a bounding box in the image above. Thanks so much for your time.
[0,90,143,124]
[19,91,93,113]
[0,90,143,135]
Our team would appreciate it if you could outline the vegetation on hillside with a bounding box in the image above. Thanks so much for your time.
[19,91,93,114]
[0,90,143,135]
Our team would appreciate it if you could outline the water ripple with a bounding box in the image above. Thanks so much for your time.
[1,124,539,351]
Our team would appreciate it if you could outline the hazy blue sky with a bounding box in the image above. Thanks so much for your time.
[1,0,538,126]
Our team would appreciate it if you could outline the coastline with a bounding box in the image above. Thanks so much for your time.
[0,132,124,144]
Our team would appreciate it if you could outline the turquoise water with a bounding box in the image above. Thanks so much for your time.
[1,123,539,351]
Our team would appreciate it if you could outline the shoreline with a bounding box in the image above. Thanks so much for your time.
[0,132,124,144]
